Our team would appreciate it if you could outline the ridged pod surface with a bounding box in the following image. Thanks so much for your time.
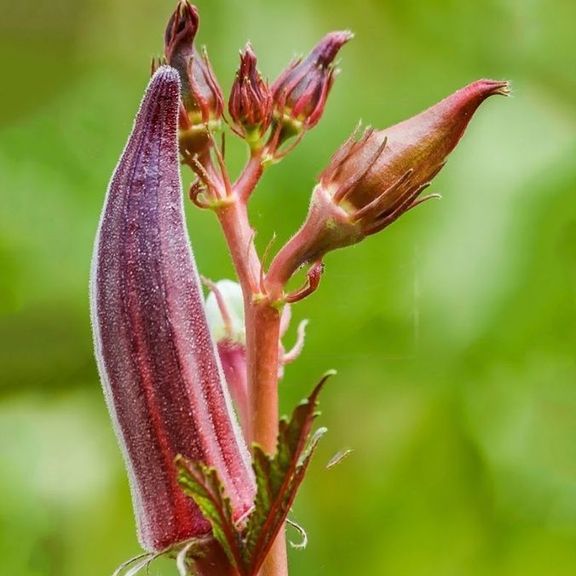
[90,66,254,553]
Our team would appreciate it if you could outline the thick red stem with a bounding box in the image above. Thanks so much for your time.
[213,155,289,576]
[216,201,261,292]
[234,153,265,202]
[245,301,287,576]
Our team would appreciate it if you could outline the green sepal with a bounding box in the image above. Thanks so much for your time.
[175,456,249,574]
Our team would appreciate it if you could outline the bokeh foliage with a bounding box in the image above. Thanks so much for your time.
[1,0,575,574]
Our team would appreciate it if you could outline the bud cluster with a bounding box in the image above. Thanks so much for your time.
[163,1,352,163]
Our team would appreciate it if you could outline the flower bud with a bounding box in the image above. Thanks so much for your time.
[267,79,510,288]
[271,31,353,134]
[164,1,224,154]
[90,67,254,552]
[228,44,272,142]
[205,279,246,346]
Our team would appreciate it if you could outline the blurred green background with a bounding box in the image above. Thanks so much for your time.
[1,0,575,574]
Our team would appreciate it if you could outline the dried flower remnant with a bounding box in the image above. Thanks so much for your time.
[271,31,353,136]
[267,79,510,290]
[164,0,224,155]
[229,44,272,143]
[90,66,254,553]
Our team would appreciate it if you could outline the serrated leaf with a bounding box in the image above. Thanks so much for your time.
[243,371,334,574]
[175,372,334,576]
[176,456,248,575]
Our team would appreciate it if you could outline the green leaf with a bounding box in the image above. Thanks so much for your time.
[243,370,334,575]
[175,456,249,575]
[175,371,334,576]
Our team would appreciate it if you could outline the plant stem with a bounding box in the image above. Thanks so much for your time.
[234,153,265,202]
[216,200,261,292]
[245,301,280,451]
[213,154,289,575]
[245,300,288,576]
[258,536,288,576]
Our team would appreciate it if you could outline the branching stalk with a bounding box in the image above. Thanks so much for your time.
[210,151,288,576]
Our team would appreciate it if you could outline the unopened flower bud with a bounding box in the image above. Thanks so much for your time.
[91,67,254,552]
[271,31,353,135]
[229,44,272,142]
[267,79,510,289]
[205,279,246,345]
[164,1,224,155]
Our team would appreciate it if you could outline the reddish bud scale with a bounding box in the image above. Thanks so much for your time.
[272,31,353,129]
[164,0,198,64]
[228,44,272,138]
[164,1,223,129]
[267,79,509,289]
[329,79,511,215]
[90,67,254,552]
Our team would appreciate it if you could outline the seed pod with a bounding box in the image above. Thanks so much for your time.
[267,79,510,289]
[90,66,254,553]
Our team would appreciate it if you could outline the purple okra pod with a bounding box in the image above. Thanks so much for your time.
[90,66,255,553]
